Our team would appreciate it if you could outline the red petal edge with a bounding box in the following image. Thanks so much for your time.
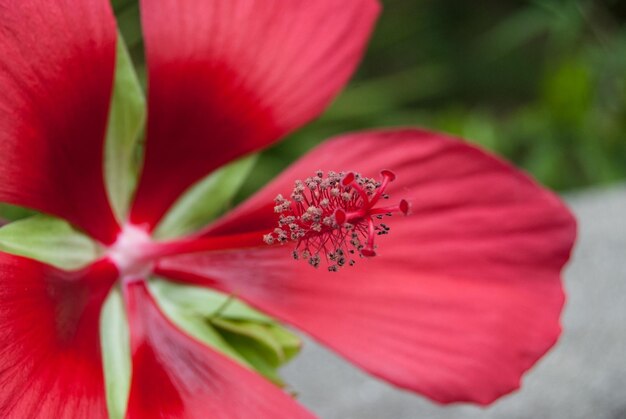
[131,0,380,228]
[0,254,117,418]
[157,129,576,405]
[124,281,314,419]
[0,0,119,244]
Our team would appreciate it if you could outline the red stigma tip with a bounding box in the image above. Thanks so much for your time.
[264,170,409,272]
[380,169,396,182]
[334,208,346,225]
[361,248,377,257]
[341,172,355,186]
[399,199,409,215]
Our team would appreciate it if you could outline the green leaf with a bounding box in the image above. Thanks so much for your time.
[323,65,449,121]
[0,215,103,270]
[100,287,131,419]
[154,154,257,239]
[542,59,592,125]
[105,34,146,222]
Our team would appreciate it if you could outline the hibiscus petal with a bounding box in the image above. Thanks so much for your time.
[0,0,119,244]
[0,254,117,418]
[157,129,576,404]
[130,0,380,228]
[124,281,314,419]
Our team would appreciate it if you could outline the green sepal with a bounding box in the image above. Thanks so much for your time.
[0,215,103,270]
[0,203,37,222]
[210,318,302,386]
[150,279,272,323]
[112,0,142,48]
[150,279,301,386]
[105,33,146,222]
[155,154,257,239]
[212,321,285,386]
[100,287,132,419]
[110,0,135,11]
[211,318,286,367]
[150,280,250,363]
[265,323,302,363]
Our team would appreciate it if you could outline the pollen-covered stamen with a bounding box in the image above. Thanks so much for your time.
[264,170,410,272]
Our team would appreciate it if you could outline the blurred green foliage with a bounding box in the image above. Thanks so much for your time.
[113,0,626,197]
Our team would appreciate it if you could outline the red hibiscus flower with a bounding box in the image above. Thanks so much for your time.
[0,0,576,418]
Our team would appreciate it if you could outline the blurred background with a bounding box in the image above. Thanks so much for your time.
[114,0,626,197]
[245,0,626,197]
[112,0,626,418]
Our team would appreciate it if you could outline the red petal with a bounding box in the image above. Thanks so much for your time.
[130,0,380,228]
[0,1,119,244]
[0,254,117,417]
[124,281,314,419]
[157,129,576,404]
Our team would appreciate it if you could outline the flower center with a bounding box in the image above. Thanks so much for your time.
[108,224,155,283]
[264,170,409,271]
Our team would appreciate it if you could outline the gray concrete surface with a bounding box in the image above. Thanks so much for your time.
[282,185,626,419]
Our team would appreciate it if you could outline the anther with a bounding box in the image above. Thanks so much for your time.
[264,170,410,272]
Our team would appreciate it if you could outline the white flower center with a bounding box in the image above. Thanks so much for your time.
[108,224,154,283]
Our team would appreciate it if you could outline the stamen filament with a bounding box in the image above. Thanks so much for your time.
[343,172,371,204]
[368,170,395,208]
[361,218,377,257]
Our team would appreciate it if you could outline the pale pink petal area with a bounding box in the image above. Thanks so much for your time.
[0,0,120,244]
[157,129,576,404]
[131,0,380,228]
[124,281,315,419]
[0,254,118,418]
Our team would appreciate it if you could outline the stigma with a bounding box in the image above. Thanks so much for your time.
[264,170,409,272]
